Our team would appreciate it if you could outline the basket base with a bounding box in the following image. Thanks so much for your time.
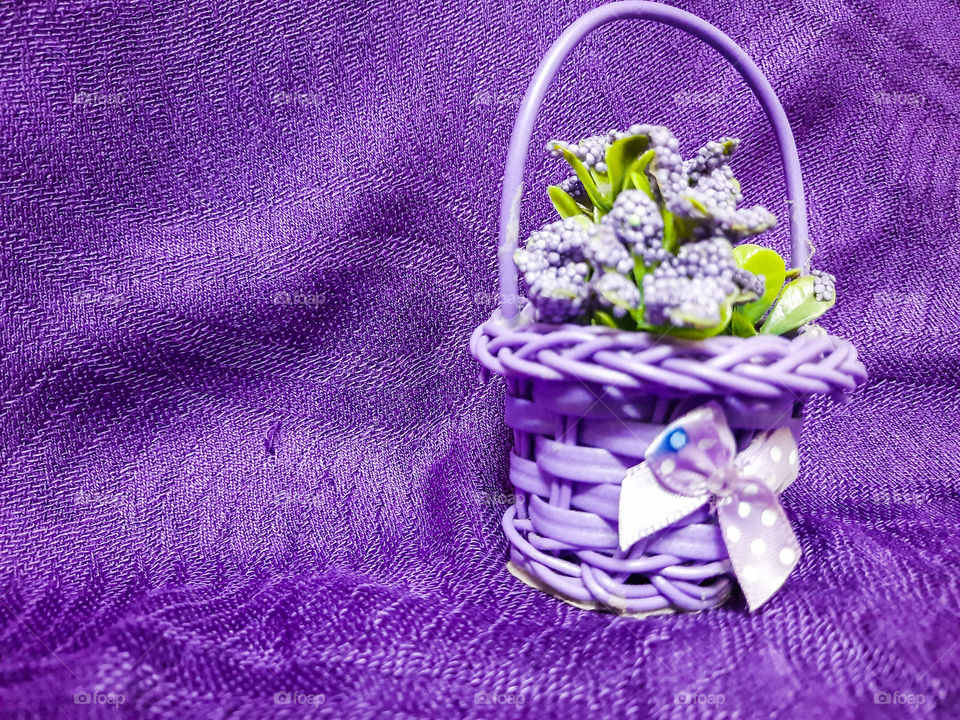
[506,562,683,619]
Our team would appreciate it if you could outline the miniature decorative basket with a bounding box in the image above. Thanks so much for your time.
[471,2,867,615]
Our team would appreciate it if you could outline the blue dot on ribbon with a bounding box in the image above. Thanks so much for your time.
[666,428,688,451]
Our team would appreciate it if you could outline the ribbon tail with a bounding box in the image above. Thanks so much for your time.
[717,483,802,611]
[618,462,707,552]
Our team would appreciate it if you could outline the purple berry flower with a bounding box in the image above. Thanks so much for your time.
[811,269,836,302]
[642,236,763,327]
[594,271,641,318]
[584,223,634,275]
[602,190,667,265]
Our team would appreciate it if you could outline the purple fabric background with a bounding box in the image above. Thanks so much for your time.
[1,0,958,718]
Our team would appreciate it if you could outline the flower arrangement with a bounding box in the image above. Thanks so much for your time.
[515,124,836,338]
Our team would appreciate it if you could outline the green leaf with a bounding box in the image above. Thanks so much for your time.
[558,149,610,212]
[605,135,651,199]
[566,214,593,233]
[668,297,732,334]
[732,244,787,323]
[687,195,710,216]
[644,298,733,340]
[661,211,678,253]
[623,149,656,200]
[631,255,649,285]
[670,213,701,245]
[547,185,587,219]
[626,168,653,199]
[760,275,836,335]
[731,310,758,337]
[593,310,619,329]
[628,309,649,328]
[592,309,638,330]
[592,171,611,200]
[627,255,649,326]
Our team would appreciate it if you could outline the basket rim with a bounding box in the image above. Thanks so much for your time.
[472,308,867,399]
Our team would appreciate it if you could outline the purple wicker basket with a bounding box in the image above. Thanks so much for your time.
[471,1,867,615]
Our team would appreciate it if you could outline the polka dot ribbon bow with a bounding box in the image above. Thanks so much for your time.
[618,402,802,611]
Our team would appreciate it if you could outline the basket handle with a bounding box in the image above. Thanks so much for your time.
[498,0,809,320]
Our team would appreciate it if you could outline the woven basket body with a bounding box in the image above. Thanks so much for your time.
[504,383,785,613]
[473,2,867,613]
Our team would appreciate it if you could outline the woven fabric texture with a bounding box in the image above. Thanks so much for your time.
[1,0,958,718]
